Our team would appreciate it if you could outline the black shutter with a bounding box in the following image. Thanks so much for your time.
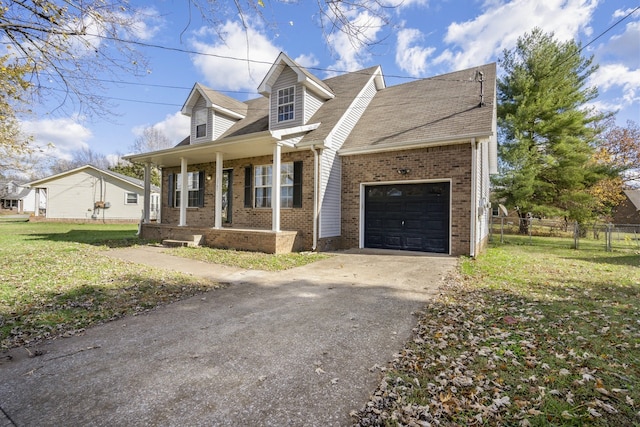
[244,166,252,208]
[198,171,205,207]
[293,161,303,208]
[167,173,174,207]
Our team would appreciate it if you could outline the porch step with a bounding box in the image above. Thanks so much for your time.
[162,234,203,248]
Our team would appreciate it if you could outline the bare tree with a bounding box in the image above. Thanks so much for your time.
[130,127,173,154]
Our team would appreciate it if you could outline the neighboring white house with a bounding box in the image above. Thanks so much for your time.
[27,165,160,221]
[0,180,46,213]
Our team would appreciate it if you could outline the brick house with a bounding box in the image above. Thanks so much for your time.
[612,189,640,224]
[125,53,497,255]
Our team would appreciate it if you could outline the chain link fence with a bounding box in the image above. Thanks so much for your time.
[490,216,640,251]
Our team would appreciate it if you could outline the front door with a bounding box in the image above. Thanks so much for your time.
[222,169,232,223]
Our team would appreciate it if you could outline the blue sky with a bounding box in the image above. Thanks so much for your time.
[18,0,640,166]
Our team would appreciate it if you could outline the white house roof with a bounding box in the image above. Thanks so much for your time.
[27,165,161,192]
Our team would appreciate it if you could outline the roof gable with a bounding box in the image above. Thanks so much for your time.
[181,83,248,119]
[257,52,334,100]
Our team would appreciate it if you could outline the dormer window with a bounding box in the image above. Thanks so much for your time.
[195,109,207,138]
[277,87,295,122]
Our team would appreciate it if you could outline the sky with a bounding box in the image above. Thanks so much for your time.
[16,0,640,168]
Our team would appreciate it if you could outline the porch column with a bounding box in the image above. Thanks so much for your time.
[271,143,282,232]
[143,162,151,224]
[179,157,188,226]
[34,188,40,217]
[214,152,223,229]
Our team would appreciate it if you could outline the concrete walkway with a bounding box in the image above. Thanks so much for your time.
[0,246,457,426]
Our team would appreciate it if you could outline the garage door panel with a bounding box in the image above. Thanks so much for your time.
[364,182,450,253]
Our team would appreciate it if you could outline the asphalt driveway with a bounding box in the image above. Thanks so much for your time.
[0,247,457,426]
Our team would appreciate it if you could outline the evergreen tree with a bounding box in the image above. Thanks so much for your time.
[495,28,611,232]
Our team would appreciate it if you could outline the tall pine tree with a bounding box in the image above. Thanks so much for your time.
[495,28,610,232]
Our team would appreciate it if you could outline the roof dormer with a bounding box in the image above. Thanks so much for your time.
[181,83,248,144]
[258,52,334,131]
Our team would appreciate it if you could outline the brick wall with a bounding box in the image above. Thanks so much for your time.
[161,150,315,250]
[340,143,473,256]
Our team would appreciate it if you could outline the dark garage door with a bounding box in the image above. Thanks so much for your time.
[364,182,450,253]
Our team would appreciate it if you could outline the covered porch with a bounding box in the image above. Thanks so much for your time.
[124,127,321,254]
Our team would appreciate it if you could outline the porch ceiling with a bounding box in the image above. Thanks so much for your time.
[124,134,300,168]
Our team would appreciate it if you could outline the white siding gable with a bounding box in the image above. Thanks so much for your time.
[191,97,211,144]
[270,66,303,130]
[319,71,380,238]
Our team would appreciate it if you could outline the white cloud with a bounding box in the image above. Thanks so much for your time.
[395,28,435,77]
[189,20,282,91]
[126,7,164,41]
[325,10,385,75]
[597,20,640,69]
[294,53,320,69]
[20,117,93,161]
[435,0,599,70]
[132,112,191,146]
[591,63,640,106]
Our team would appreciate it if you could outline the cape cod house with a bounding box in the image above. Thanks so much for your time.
[125,53,497,255]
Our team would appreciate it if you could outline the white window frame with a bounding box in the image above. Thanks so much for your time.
[175,172,201,208]
[195,109,207,138]
[277,87,295,122]
[125,192,138,205]
[254,163,294,208]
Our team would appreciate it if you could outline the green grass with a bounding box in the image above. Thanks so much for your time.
[166,246,329,271]
[354,236,639,426]
[0,222,218,349]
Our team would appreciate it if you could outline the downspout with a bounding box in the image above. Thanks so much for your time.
[310,145,319,251]
[470,138,478,257]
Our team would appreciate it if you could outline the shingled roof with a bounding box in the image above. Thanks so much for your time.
[340,63,496,152]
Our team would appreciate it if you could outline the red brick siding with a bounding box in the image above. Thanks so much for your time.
[161,151,315,250]
[340,144,473,256]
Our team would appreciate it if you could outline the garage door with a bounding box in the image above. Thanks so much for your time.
[364,182,450,253]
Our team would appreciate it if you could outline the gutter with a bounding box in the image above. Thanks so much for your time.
[470,138,478,257]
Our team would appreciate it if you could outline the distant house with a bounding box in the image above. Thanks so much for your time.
[27,165,160,222]
[125,52,497,255]
[612,189,640,224]
[0,180,45,214]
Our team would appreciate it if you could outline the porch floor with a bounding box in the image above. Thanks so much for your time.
[139,223,298,254]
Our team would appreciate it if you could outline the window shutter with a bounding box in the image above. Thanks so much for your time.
[197,171,205,207]
[244,166,252,208]
[167,173,174,207]
[293,161,303,208]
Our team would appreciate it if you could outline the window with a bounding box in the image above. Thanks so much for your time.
[125,192,138,204]
[254,163,295,208]
[195,109,207,138]
[172,171,204,208]
[277,87,295,122]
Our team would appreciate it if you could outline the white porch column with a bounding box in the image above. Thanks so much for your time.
[179,157,188,226]
[143,162,151,224]
[214,152,223,229]
[34,188,41,217]
[271,143,282,232]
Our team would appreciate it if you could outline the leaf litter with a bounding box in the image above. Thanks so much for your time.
[352,246,639,426]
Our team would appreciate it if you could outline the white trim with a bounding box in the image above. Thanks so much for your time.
[358,179,453,255]
[338,133,492,156]
[214,152,223,229]
[270,123,321,140]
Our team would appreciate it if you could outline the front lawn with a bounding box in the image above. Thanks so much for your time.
[354,236,639,426]
[0,222,218,349]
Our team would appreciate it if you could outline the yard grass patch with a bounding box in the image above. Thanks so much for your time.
[354,236,639,426]
[0,222,218,349]
[166,246,329,271]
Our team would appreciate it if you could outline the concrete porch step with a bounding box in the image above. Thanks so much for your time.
[162,234,203,248]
